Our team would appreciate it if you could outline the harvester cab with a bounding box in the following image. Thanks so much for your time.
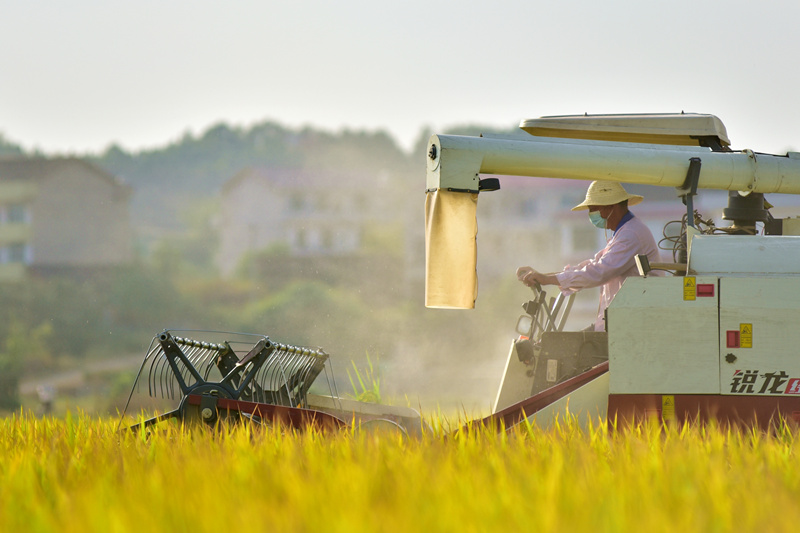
[426,113,800,430]
[494,282,607,415]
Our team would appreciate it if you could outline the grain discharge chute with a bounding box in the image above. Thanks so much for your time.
[426,113,800,429]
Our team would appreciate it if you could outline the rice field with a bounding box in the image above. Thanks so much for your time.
[1,411,800,532]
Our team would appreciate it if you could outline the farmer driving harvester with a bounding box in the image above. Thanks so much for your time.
[516,180,662,332]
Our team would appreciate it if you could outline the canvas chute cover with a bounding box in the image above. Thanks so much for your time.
[425,189,478,309]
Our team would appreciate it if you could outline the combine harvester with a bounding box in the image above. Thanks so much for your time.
[425,113,800,430]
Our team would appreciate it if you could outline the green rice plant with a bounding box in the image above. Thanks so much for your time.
[2,410,800,532]
[347,352,381,404]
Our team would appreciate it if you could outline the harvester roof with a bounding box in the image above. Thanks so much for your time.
[519,112,731,149]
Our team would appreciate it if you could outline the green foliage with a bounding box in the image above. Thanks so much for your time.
[149,200,220,279]
[0,265,213,361]
[241,280,370,350]
[0,132,25,156]
[0,360,21,410]
[347,352,382,404]
[106,266,187,329]
[0,278,103,357]
[0,320,52,409]
[234,243,291,280]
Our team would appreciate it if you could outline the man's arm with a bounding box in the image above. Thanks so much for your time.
[517,245,605,289]
[556,229,642,290]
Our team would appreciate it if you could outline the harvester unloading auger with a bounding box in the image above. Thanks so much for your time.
[426,113,800,430]
[122,329,423,434]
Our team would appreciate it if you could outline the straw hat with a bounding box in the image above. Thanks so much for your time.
[571,181,643,211]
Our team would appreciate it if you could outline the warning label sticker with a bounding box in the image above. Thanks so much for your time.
[662,395,675,421]
[740,323,753,348]
[683,277,696,301]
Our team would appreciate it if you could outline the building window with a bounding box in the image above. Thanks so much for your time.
[4,204,30,224]
[1,243,31,264]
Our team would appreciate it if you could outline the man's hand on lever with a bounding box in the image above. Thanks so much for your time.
[516,266,558,288]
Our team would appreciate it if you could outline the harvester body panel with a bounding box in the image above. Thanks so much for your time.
[607,276,720,395]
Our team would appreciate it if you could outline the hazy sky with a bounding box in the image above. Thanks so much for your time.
[2,0,799,155]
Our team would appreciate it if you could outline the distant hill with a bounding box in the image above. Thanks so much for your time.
[94,121,414,194]
[88,121,417,237]
[89,119,519,238]
[2,119,521,244]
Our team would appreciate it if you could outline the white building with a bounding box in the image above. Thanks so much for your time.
[217,167,401,278]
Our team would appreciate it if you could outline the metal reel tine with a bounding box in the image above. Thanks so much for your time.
[269,346,291,403]
[156,353,169,399]
[146,345,160,397]
[150,347,168,398]
[160,351,176,400]
[175,345,194,388]
[199,346,218,379]
[193,345,215,377]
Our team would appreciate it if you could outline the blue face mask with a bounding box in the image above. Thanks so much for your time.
[589,210,606,229]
